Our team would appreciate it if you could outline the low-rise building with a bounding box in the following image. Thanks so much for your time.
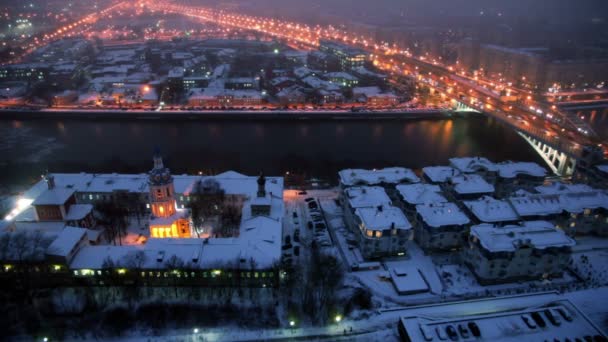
[396,183,447,214]
[338,167,420,189]
[465,221,575,284]
[324,72,359,88]
[448,174,495,200]
[398,294,606,342]
[352,86,399,107]
[449,157,498,183]
[414,202,470,251]
[353,205,412,259]
[494,161,547,197]
[421,166,460,184]
[463,196,519,225]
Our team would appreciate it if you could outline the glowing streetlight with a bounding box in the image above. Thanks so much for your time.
[289,320,295,327]
[335,315,342,323]
[193,328,199,334]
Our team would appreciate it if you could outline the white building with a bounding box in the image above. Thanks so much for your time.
[353,205,412,258]
[464,196,519,224]
[448,174,495,199]
[422,166,460,184]
[398,294,606,342]
[465,221,575,284]
[338,167,420,188]
[414,202,470,251]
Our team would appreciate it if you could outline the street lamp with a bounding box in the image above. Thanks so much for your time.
[335,315,342,323]
[193,328,199,334]
[289,320,295,327]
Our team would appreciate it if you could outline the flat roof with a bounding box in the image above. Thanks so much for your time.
[416,202,470,228]
[470,221,575,253]
[396,183,447,205]
[399,295,604,341]
[535,181,595,195]
[464,196,519,223]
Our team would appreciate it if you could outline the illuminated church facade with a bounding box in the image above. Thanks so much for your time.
[148,149,191,238]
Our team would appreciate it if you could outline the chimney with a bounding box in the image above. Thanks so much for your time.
[47,174,55,190]
[257,172,266,197]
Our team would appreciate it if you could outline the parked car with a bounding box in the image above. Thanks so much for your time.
[304,197,315,202]
[298,191,307,195]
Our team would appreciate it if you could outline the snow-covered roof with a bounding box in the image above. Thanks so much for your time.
[508,194,563,217]
[422,166,460,183]
[535,181,594,195]
[32,188,75,206]
[65,204,93,221]
[396,183,447,205]
[559,191,608,213]
[339,167,420,186]
[449,157,498,173]
[324,72,358,81]
[36,172,282,200]
[344,186,392,209]
[70,216,282,270]
[597,164,608,174]
[495,161,547,179]
[450,174,495,195]
[390,266,429,294]
[470,221,575,253]
[46,226,87,257]
[352,86,382,97]
[464,196,519,223]
[355,206,412,230]
[416,202,470,228]
[399,296,601,342]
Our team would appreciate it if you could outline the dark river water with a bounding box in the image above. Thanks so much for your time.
[0,115,548,189]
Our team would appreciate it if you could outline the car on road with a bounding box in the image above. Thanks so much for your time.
[298,191,307,195]
[304,197,315,202]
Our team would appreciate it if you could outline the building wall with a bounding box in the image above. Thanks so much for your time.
[414,219,466,251]
[464,238,571,284]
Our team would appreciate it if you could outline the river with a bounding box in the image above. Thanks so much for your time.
[0,115,549,190]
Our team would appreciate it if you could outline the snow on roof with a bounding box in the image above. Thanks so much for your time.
[450,174,495,195]
[464,196,519,223]
[355,206,412,230]
[70,216,282,270]
[559,191,608,213]
[416,202,470,228]
[470,221,575,253]
[352,86,382,97]
[535,181,595,195]
[495,161,547,179]
[64,204,93,221]
[508,193,563,217]
[270,77,295,86]
[46,226,87,257]
[352,66,386,79]
[399,296,601,342]
[396,183,447,205]
[597,164,608,174]
[339,167,420,186]
[422,166,460,183]
[293,66,315,79]
[449,157,498,173]
[324,72,358,81]
[13,221,66,233]
[390,266,429,294]
[302,75,340,91]
[35,172,282,201]
[32,188,75,206]
[344,186,392,209]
